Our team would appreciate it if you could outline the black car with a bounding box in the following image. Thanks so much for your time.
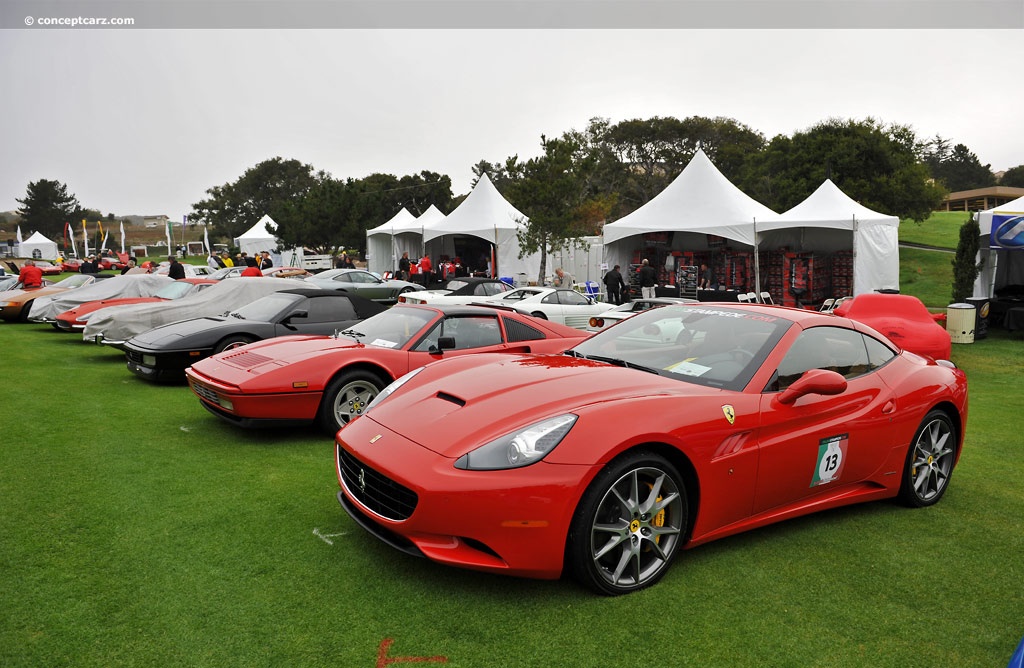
[123,289,386,382]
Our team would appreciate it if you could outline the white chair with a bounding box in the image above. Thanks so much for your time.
[819,298,835,312]
[745,292,758,303]
[737,293,751,303]
[760,291,774,305]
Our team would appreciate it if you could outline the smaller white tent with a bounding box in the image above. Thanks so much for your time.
[234,215,278,256]
[972,194,1024,299]
[423,174,542,278]
[761,179,900,296]
[366,208,417,275]
[18,231,59,260]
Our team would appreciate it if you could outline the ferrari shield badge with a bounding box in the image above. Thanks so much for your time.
[722,405,736,425]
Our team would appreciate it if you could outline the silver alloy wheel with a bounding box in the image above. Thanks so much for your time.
[910,416,955,502]
[331,378,378,426]
[589,466,684,590]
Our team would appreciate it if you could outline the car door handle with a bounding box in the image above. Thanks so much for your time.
[882,399,896,414]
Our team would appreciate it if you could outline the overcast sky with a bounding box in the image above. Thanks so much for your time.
[2,27,1023,220]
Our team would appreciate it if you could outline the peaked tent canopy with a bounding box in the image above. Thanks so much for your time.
[18,231,59,260]
[234,215,278,256]
[603,149,779,247]
[422,174,542,278]
[972,194,1024,299]
[367,208,417,275]
[762,179,899,296]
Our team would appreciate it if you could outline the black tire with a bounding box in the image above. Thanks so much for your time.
[898,409,957,508]
[213,335,255,354]
[568,450,687,595]
[318,370,385,434]
[18,300,33,322]
[399,286,415,294]
[530,311,548,320]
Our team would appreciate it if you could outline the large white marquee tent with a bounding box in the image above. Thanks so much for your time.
[366,208,417,275]
[602,149,779,273]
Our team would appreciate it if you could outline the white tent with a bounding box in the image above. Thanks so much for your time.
[366,208,417,275]
[761,179,900,296]
[422,174,542,279]
[602,149,780,272]
[972,194,1024,299]
[18,231,59,260]
[234,215,278,256]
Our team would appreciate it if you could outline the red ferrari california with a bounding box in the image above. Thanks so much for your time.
[333,303,969,595]
[186,304,590,433]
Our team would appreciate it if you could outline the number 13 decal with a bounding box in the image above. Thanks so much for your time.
[812,434,849,487]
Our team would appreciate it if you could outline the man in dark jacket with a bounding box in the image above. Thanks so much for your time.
[638,258,658,299]
[603,264,627,305]
[167,256,186,280]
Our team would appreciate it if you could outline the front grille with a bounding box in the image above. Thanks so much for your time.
[191,381,220,404]
[126,349,143,364]
[338,446,418,521]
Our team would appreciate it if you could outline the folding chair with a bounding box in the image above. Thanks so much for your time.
[760,291,774,305]
[745,292,758,303]
[737,293,751,303]
[819,298,835,312]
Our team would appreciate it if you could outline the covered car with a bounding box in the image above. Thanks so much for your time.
[55,279,215,331]
[0,274,112,322]
[332,303,968,594]
[28,274,173,324]
[82,276,312,347]
[833,293,952,361]
[397,277,514,305]
[185,304,590,433]
[303,268,420,304]
[123,289,386,382]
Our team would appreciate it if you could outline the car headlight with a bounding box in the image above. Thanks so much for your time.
[361,367,425,417]
[454,414,578,471]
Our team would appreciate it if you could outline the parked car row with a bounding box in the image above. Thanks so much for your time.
[1,268,968,596]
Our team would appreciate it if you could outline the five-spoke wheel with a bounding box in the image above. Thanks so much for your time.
[569,452,687,595]
[899,410,957,507]
[319,370,385,434]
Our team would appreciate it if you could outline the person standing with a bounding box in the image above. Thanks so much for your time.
[603,264,627,305]
[121,258,138,275]
[699,262,716,290]
[167,256,186,280]
[240,257,263,277]
[419,255,433,286]
[18,259,43,288]
[398,252,411,281]
[257,250,273,270]
[638,259,657,299]
[553,267,574,288]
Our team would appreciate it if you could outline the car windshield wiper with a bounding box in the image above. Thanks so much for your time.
[338,328,364,339]
[229,312,245,319]
[563,349,587,359]
[585,354,662,375]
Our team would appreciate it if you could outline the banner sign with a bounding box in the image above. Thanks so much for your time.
[990,213,1024,249]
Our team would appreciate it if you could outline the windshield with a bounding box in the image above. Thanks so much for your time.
[571,305,792,390]
[336,305,435,349]
[155,281,198,300]
[56,274,94,288]
[228,292,303,321]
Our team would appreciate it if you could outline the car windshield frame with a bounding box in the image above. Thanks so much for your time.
[570,304,794,391]
[227,292,305,322]
[335,305,436,349]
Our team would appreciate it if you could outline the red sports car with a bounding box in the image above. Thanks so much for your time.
[833,293,952,361]
[54,278,216,331]
[186,304,590,433]
[333,303,968,594]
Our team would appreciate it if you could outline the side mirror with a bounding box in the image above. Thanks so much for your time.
[429,335,457,354]
[777,368,847,405]
[283,310,309,325]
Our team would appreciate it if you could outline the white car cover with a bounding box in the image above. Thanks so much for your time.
[28,274,173,322]
[83,277,311,344]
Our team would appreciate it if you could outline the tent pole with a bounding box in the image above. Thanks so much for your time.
[852,216,858,296]
[753,218,761,301]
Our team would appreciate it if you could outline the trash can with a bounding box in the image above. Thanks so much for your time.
[946,303,976,344]
[965,297,990,340]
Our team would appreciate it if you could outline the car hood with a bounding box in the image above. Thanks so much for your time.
[126,316,240,350]
[367,353,707,458]
[189,334,364,379]
[1,286,67,303]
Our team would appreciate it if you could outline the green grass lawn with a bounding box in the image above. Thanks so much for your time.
[2,248,1022,667]
[899,211,972,249]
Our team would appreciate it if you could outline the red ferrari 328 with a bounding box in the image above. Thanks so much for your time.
[334,303,969,595]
